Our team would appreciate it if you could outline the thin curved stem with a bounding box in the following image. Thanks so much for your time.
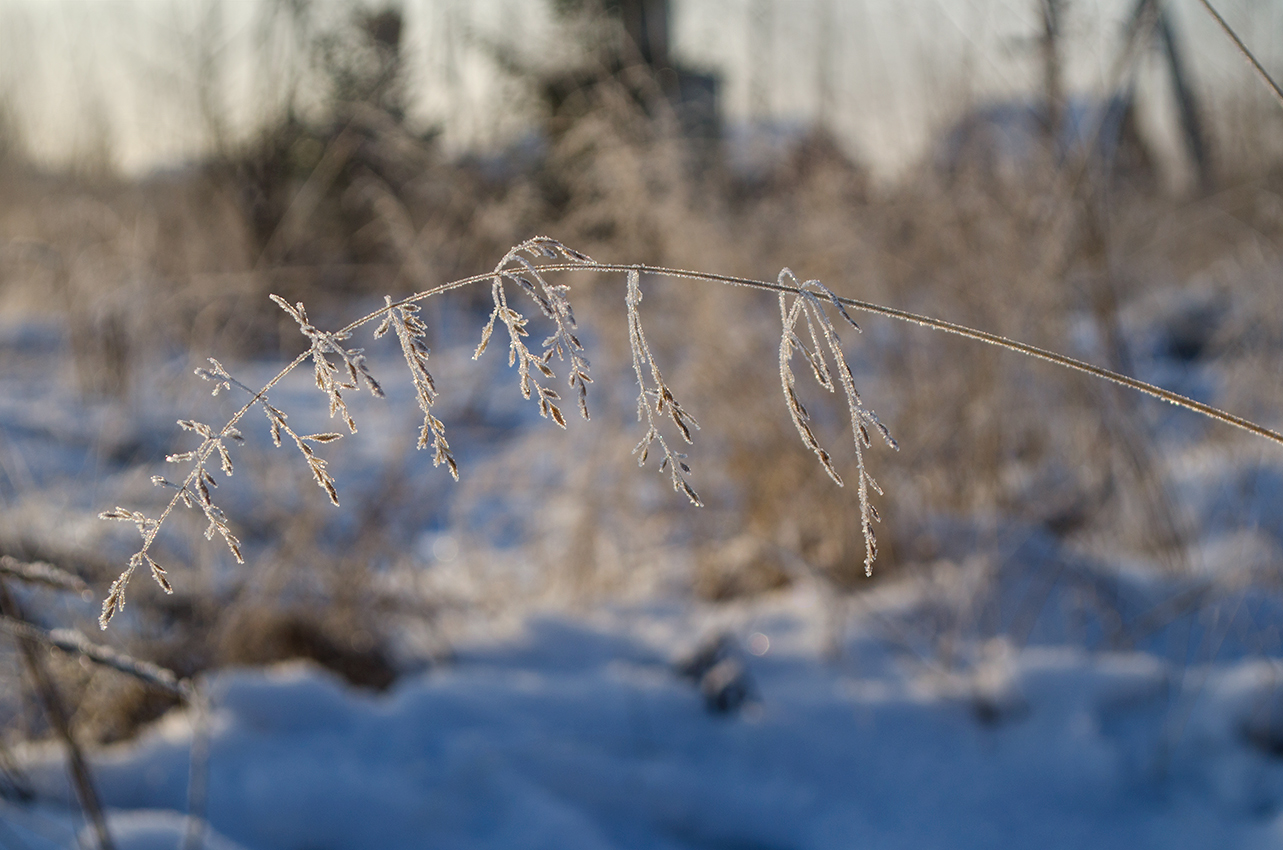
[413,261,1283,449]
[1194,0,1283,112]
[328,260,1281,448]
[160,257,1283,530]
[102,250,1283,626]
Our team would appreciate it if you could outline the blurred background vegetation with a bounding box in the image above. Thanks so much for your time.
[2,0,1283,748]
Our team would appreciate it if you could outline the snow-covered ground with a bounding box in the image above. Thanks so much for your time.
[8,589,1283,849]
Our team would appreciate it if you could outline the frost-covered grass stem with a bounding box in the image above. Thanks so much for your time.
[97,238,1283,628]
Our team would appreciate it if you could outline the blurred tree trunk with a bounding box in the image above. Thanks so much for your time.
[619,0,670,69]
[1040,0,1065,146]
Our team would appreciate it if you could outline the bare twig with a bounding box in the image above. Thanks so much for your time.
[0,616,188,698]
[0,579,114,850]
[1194,0,1283,112]
[0,610,205,849]
[0,556,89,598]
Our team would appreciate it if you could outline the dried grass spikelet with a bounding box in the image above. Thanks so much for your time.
[375,295,457,478]
[626,268,701,505]
[777,270,897,575]
[270,294,384,434]
[474,238,595,428]
[98,351,354,626]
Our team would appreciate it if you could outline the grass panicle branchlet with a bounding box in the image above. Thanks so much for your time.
[250,401,342,506]
[171,421,246,559]
[377,296,458,479]
[271,294,384,434]
[98,238,599,627]
[97,513,169,626]
[474,239,596,428]
[777,270,897,575]
[626,269,702,506]
[99,354,341,626]
[197,355,346,507]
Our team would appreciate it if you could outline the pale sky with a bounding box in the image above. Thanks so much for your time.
[0,0,1277,182]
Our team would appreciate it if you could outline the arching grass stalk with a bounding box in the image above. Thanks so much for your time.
[98,238,1283,627]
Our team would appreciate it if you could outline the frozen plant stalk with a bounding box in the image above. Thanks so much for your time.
[101,235,1275,626]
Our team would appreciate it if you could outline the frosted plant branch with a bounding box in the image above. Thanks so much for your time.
[270,294,384,434]
[98,238,591,627]
[376,296,457,478]
[626,269,701,505]
[199,357,346,507]
[98,238,1283,627]
[99,353,347,626]
[777,271,897,574]
[473,239,595,427]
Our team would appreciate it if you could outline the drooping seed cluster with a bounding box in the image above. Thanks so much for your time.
[98,238,894,626]
[626,268,701,505]
[377,296,457,478]
[777,270,896,575]
[475,239,595,428]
